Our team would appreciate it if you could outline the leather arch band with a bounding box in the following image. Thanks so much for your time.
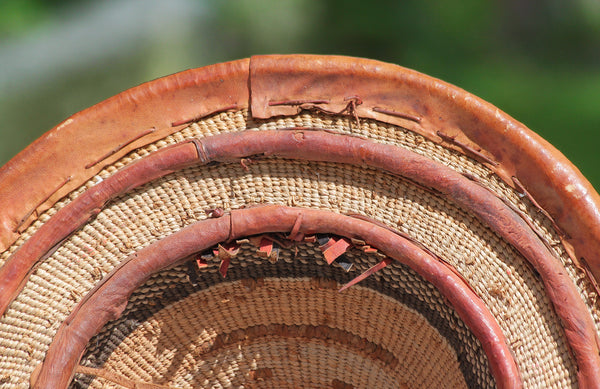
[32,205,522,389]
[2,56,599,285]
[3,129,599,387]
[1,55,599,388]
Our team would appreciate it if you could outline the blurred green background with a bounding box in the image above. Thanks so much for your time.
[1,0,599,188]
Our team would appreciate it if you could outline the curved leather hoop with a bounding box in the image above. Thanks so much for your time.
[1,56,599,284]
[1,55,599,388]
[33,205,521,388]
[3,129,599,387]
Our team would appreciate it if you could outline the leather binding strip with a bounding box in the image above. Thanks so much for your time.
[249,55,600,283]
[2,129,598,387]
[0,58,250,250]
[1,56,599,288]
[1,55,599,388]
[84,247,493,387]
[31,205,520,389]
[0,141,201,314]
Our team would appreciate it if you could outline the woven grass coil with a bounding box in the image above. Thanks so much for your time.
[0,55,599,388]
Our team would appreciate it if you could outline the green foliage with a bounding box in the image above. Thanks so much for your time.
[208,0,600,187]
[0,0,46,38]
[1,0,599,187]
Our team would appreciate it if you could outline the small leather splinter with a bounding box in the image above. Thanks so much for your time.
[320,237,352,265]
[258,237,273,256]
[339,257,393,292]
[213,242,240,278]
[256,237,280,264]
[196,256,208,269]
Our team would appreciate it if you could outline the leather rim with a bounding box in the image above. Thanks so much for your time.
[32,205,520,388]
[0,55,599,388]
[1,55,599,285]
[7,128,597,387]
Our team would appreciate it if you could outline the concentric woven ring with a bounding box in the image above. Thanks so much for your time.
[0,55,599,388]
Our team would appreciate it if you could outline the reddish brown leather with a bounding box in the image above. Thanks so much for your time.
[0,141,200,315]
[1,55,598,289]
[0,58,249,250]
[4,129,598,387]
[1,55,599,388]
[249,54,600,283]
[33,206,521,389]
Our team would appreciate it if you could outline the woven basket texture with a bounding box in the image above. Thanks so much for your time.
[0,109,598,388]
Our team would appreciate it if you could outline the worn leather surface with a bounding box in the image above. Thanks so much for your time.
[1,55,598,287]
[250,55,600,283]
[2,55,600,388]
[33,206,521,389]
[0,58,249,249]
[5,129,598,387]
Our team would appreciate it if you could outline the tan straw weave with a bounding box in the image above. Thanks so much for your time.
[0,55,599,389]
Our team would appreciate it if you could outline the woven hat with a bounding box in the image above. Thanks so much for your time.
[0,55,599,388]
